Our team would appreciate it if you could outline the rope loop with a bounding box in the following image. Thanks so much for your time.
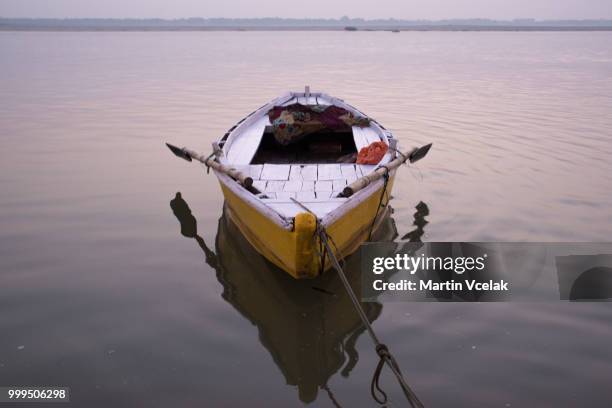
[376,343,390,358]
[203,152,216,174]
[379,164,390,179]
[371,355,388,405]
[371,344,393,404]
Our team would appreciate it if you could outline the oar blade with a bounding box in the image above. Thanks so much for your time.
[409,143,432,164]
[166,143,192,162]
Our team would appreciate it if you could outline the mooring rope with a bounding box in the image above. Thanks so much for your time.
[202,152,216,174]
[317,226,423,408]
[322,384,344,408]
[290,197,424,407]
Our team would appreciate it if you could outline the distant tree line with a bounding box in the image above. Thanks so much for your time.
[1,17,611,29]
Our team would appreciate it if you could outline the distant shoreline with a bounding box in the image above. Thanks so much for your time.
[2,17,612,32]
[2,26,612,32]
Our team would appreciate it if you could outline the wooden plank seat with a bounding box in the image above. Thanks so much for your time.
[235,164,376,209]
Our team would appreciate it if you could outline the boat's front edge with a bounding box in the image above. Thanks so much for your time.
[215,170,396,279]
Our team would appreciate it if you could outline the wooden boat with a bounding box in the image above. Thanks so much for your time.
[168,89,431,279]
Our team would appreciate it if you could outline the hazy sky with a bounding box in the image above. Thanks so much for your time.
[1,0,611,20]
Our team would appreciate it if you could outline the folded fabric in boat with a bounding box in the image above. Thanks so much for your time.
[268,103,370,145]
[356,141,388,164]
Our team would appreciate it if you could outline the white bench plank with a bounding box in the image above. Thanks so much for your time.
[296,191,316,201]
[301,165,318,181]
[289,165,302,180]
[316,191,333,199]
[340,165,357,180]
[265,181,285,192]
[332,179,346,191]
[317,164,342,181]
[315,181,333,192]
[283,180,302,192]
[252,180,267,192]
[249,165,263,180]
[308,202,344,218]
[261,164,291,180]
[276,192,296,200]
[301,181,315,191]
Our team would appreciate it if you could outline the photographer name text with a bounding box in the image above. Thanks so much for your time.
[371,253,509,292]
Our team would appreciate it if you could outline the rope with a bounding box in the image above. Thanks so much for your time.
[389,146,409,164]
[290,197,423,407]
[318,238,327,274]
[202,152,216,174]
[367,165,390,241]
[322,384,343,408]
[371,345,389,404]
[317,223,423,408]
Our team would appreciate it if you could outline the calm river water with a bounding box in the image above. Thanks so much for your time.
[1,31,611,407]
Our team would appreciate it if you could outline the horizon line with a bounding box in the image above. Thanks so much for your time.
[2,17,612,22]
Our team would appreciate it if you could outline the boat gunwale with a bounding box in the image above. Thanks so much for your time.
[214,169,293,230]
[213,164,393,231]
[219,92,293,164]
[220,91,395,166]
[214,90,400,226]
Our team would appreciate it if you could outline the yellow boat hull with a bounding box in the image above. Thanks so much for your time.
[218,175,395,279]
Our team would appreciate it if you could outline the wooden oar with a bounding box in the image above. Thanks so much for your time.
[165,143,255,189]
[341,143,432,197]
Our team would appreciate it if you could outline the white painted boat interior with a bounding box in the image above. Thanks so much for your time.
[219,91,397,220]
[225,115,271,165]
[235,163,380,219]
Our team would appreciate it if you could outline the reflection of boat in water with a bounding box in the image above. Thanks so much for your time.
[215,204,399,403]
[401,201,429,242]
[170,192,400,403]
